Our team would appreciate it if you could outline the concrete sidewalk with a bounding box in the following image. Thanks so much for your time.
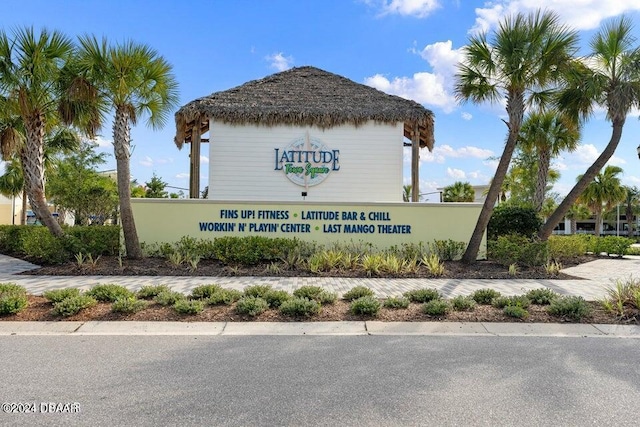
[1,253,639,300]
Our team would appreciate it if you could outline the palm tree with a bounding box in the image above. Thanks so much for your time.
[577,166,626,236]
[622,186,639,237]
[518,110,580,212]
[565,203,591,234]
[539,16,640,240]
[442,181,475,202]
[0,158,25,224]
[455,10,579,263]
[402,185,412,202]
[0,28,92,237]
[77,36,178,258]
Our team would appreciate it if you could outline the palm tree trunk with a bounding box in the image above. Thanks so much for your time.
[113,106,142,259]
[538,118,624,240]
[595,211,602,236]
[570,218,576,234]
[20,188,27,225]
[626,206,634,237]
[462,91,524,264]
[533,148,551,212]
[21,115,64,237]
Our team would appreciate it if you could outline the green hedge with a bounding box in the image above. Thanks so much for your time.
[488,234,548,267]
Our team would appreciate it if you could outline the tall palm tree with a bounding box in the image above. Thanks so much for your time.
[77,36,178,258]
[0,158,25,224]
[518,110,580,212]
[622,186,639,237]
[577,166,626,236]
[565,203,591,234]
[442,181,475,202]
[455,10,579,263]
[0,28,88,237]
[539,16,640,240]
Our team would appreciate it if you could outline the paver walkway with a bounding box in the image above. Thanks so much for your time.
[2,253,639,300]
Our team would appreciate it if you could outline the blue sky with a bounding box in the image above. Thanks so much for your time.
[2,0,640,201]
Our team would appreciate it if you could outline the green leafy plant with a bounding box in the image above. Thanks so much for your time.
[243,285,273,298]
[43,288,81,303]
[423,300,450,316]
[430,239,465,261]
[471,289,501,305]
[154,290,186,306]
[383,296,410,309]
[421,253,446,276]
[547,296,590,320]
[544,261,562,276]
[136,285,172,300]
[360,253,384,277]
[51,295,97,317]
[451,295,476,311]
[491,295,530,309]
[0,283,28,315]
[279,297,321,317]
[112,297,147,313]
[293,286,337,304]
[87,284,135,302]
[342,286,375,301]
[207,289,243,306]
[487,204,542,240]
[526,288,558,305]
[235,297,269,316]
[191,284,224,299]
[403,288,441,303]
[508,263,518,276]
[503,305,528,319]
[173,299,205,315]
[349,295,381,316]
[263,289,291,308]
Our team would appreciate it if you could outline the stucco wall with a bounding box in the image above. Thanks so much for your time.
[131,199,486,258]
[208,120,403,202]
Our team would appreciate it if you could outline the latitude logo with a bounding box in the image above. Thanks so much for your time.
[273,131,340,187]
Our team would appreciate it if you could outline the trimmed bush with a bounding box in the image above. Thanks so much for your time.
[404,288,441,303]
[154,290,186,306]
[112,297,147,313]
[451,295,476,311]
[431,239,465,261]
[87,284,135,302]
[343,286,375,301]
[243,285,273,298]
[263,289,291,308]
[503,305,528,319]
[423,300,449,316]
[491,295,530,309]
[0,284,28,315]
[472,289,501,305]
[547,296,590,320]
[279,297,321,317]
[52,295,97,317]
[207,289,243,306]
[487,204,542,240]
[191,284,223,300]
[173,299,205,315]
[211,236,297,265]
[526,288,558,305]
[548,235,587,262]
[235,297,269,316]
[488,234,548,267]
[349,296,381,316]
[383,296,410,309]
[43,288,81,303]
[292,286,336,304]
[136,285,172,300]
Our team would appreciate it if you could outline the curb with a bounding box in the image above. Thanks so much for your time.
[1,321,639,338]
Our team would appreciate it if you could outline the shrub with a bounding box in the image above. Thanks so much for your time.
[431,239,465,261]
[207,289,243,306]
[342,286,375,301]
[604,278,640,316]
[263,290,291,308]
[154,291,186,306]
[491,295,530,309]
[173,299,205,315]
[20,228,70,264]
[243,285,273,298]
[360,253,385,277]
[487,204,542,240]
[404,288,441,303]
[112,297,148,313]
[471,289,501,305]
[67,226,120,256]
[383,296,410,309]
[548,235,587,262]
[87,284,135,302]
[293,286,337,304]
[547,296,590,320]
[136,285,172,300]
[212,236,297,265]
[191,284,223,299]
[599,236,634,257]
[488,235,548,267]
[503,305,528,319]
[279,297,321,317]
[451,295,476,311]
[349,296,381,316]
[423,300,450,316]
[235,297,269,316]
[51,295,97,317]
[43,288,81,303]
[526,288,558,305]
[544,261,562,275]
[0,284,28,315]
[421,253,446,276]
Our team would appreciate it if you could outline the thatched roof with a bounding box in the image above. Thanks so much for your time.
[174,66,434,150]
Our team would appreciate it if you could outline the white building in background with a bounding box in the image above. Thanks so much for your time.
[0,193,23,225]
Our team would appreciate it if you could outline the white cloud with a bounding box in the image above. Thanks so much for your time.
[139,156,173,167]
[200,155,209,164]
[461,112,472,120]
[471,1,640,34]
[91,136,112,148]
[175,173,189,180]
[266,52,294,71]
[139,156,154,167]
[447,167,466,179]
[365,40,463,112]
[365,0,441,17]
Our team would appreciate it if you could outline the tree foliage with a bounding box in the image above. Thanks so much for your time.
[442,181,475,202]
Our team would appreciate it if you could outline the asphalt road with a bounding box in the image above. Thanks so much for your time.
[1,335,639,427]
